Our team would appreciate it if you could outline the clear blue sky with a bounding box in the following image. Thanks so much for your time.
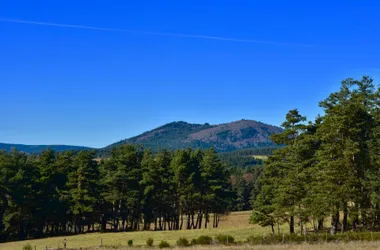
[1,1,379,148]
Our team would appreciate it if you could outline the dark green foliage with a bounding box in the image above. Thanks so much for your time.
[146,238,154,247]
[250,76,380,235]
[127,239,133,246]
[240,127,258,139]
[215,234,235,245]
[194,235,213,245]
[158,240,170,248]
[219,147,281,169]
[176,237,190,247]
[0,146,233,242]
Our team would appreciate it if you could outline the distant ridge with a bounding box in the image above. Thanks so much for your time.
[0,143,92,154]
[1,119,283,154]
[104,119,283,152]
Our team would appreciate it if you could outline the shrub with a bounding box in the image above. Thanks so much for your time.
[176,237,190,247]
[195,235,213,245]
[191,239,197,245]
[23,244,33,250]
[146,237,154,247]
[127,239,133,247]
[158,240,171,249]
[215,234,235,245]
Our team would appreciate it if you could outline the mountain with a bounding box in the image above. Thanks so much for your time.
[1,120,283,154]
[105,119,283,152]
[0,143,92,154]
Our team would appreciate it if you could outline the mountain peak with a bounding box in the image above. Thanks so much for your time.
[107,119,282,152]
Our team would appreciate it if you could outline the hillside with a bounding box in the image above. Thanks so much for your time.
[1,120,282,154]
[0,143,92,154]
[105,119,282,152]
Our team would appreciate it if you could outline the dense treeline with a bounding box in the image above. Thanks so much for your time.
[221,146,281,158]
[251,76,380,235]
[230,166,263,212]
[219,146,281,169]
[0,147,232,242]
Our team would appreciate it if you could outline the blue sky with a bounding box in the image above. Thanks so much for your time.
[1,1,379,148]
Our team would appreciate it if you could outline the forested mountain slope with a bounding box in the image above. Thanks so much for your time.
[0,143,92,154]
[105,119,282,152]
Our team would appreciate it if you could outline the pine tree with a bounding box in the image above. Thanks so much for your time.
[66,150,99,233]
[316,77,376,233]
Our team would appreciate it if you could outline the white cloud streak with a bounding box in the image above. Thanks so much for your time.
[0,18,312,46]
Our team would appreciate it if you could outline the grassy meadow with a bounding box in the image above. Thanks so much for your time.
[3,211,380,250]
[0,211,280,250]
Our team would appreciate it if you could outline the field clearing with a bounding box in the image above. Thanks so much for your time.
[0,211,285,250]
[251,155,268,160]
[2,211,375,250]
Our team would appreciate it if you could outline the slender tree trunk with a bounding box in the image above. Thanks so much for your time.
[318,218,324,230]
[213,213,216,228]
[330,211,339,235]
[198,212,203,229]
[191,213,195,229]
[187,214,191,229]
[341,209,348,233]
[204,209,209,229]
[289,216,295,234]
[180,214,183,230]
[215,213,220,228]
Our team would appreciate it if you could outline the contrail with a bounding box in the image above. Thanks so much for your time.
[0,18,312,46]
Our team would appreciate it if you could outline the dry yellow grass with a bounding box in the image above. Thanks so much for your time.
[0,211,273,250]
[251,155,268,161]
[1,211,377,250]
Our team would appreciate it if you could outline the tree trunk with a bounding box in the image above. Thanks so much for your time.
[330,212,339,235]
[318,218,324,230]
[180,214,183,230]
[198,212,203,229]
[289,216,295,234]
[341,209,348,233]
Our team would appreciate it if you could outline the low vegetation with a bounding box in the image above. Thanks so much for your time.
[146,237,154,247]
[158,240,170,248]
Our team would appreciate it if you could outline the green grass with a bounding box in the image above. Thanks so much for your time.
[0,211,284,250]
[3,211,380,250]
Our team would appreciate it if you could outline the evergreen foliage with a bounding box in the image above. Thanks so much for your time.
[0,146,232,242]
[250,76,380,235]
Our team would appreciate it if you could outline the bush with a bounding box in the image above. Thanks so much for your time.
[191,239,197,245]
[23,244,33,250]
[246,232,380,245]
[215,234,235,245]
[146,237,154,247]
[195,235,213,245]
[176,237,190,247]
[127,239,133,247]
[158,240,171,248]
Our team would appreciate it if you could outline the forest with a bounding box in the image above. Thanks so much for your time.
[0,76,379,244]
[251,76,380,235]
[0,145,253,242]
